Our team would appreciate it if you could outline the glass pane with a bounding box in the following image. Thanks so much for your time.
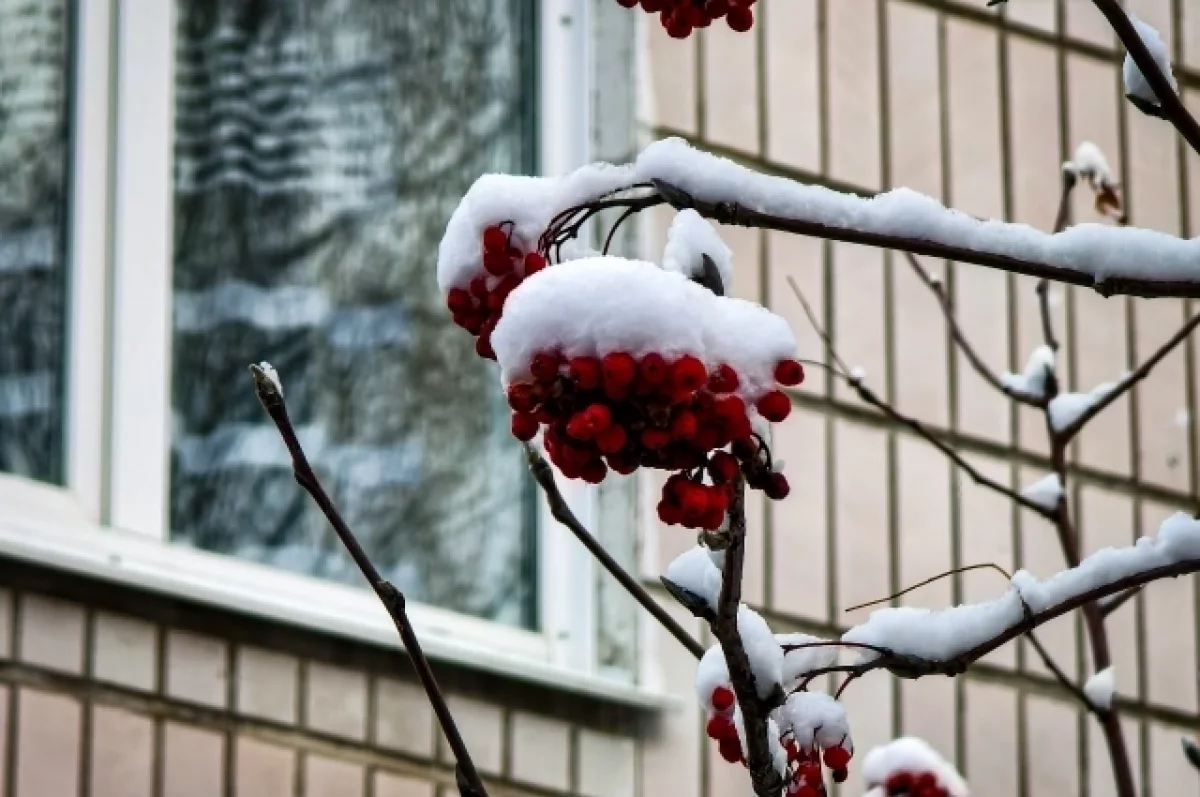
[170,0,539,628]
[0,0,70,484]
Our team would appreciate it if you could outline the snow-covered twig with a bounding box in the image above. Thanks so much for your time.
[1090,0,1200,156]
[523,444,706,659]
[905,253,1046,407]
[248,364,489,797]
[787,277,1058,521]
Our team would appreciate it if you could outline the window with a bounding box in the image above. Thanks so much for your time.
[168,0,540,628]
[0,0,71,484]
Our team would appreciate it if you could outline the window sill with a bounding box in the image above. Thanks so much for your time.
[0,477,672,712]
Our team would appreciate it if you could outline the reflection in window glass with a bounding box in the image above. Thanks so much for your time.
[170,0,539,628]
[0,1,70,484]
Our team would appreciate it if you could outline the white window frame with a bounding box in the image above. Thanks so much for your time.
[0,0,663,708]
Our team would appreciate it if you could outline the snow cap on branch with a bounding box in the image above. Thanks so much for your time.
[662,209,734,293]
[776,633,839,688]
[491,257,796,397]
[842,512,1200,664]
[862,737,968,797]
[1085,666,1116,711]
[1048,379,1122,432]
[1122,14,1177,109]
[738,605,785,700]
[1065,142,1115,189]
[779,691,851,752]
[667,546,725,614]
[1001,345,1055,400]
[1020,473,1064,512]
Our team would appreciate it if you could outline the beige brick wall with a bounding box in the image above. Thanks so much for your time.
[638,0,1200,795]
[0,564,645,797]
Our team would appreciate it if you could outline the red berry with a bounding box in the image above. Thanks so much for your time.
[794,785,820,797]
[680,484,709,520]
[531,351,561,383]
[756,390,792,422]
[469,276,489,298]
[822,745,851,770]
[569,357,603,390]
[670,410,698,440]
[475,334,496,360]
[507,383,537,413]
[483,249,513,276]
[606,451,638,475]
[706,0,730,16]
[523,251,546,275]
[581,459,608,484]
[511,412,539,441]
[708,364,740,393]
[639,352,669,385]
[602,352,638,390]
[482,225,508,252]
[763,472,790,500]
[711,685,735,711]
[447,288,473,314]
[708,451,739,483]
[887,773,914,792]
[567,413,594,441]
[718,737,743,764]
[595,424,628,454]
[583,404,613,433]
[616,0,637,6]
[798,761,821,782]
[774,358,805,386]
[914,773,937,790]
[657,500,683,526]
[666,15,692,38]
[832,768,848,784]
[671,355,707,393]
[726,5,753,31]
[701,506,726,530]
[641,428,671,450]
[706,715,730,739]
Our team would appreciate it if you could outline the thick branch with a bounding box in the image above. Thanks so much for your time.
[1055,312,1200,443]
[523,444,706,660]
[1090,0,1200,158]
[249,366,488,797]
[905,253,1046,408]
[710,479,783,797]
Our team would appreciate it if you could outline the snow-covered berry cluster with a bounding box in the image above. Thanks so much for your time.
[879,771,953,797]
[445,223,547,360]
[781,732,853,796]
[862,738,969,797]
[505,347,803,528]
[614,0,757,38]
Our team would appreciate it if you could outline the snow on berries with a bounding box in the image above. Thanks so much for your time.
[862,738,968,797]
[614,0,759,39]
[490,256,803,528]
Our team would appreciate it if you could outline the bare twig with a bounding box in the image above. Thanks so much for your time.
[709,478,784,797]
[1090,0,1200,158]
[1055,312,1200,443]
[904,253,1045,407]
[1100,586,1141,617]
[843,562,1013,613]
[787,276,1058,521]
[1035,169,1078,356]
[1025,630,1097,714]
[523,444,706,660]
[249,365,488,797]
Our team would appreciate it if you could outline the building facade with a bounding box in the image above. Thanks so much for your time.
[0,1,1197,796]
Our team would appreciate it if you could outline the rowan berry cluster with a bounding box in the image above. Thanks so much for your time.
[704,686,744,764]
[505,347,804,529]
[782,734,852,797]
[882,771,952,797]
[613,0,757,39]
[445,223,547,360]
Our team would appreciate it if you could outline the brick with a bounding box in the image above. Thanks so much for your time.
[90,705,154,797]
[234,736,293,797]
[374,677,433,756]
[304,661,366,740]
[439,696,502,776]
[235,646,297,724]
[18,593,84,674]
[93,611,157,691]
[305,755,363,797]
[578,729,636,797]
[374,771,436,797]
[162,722,223,797]
[166,630,228,708]
[15,688,81,797]
[509,712,570,791]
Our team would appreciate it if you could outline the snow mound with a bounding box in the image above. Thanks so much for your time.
[1085,666,1116,711]
[666,546,724,613]
[1066,142,1115,188]
[1122,14,1177,108]
[1048,379,1121,432]
[662,209,734,293]
[862,737,968,797]
[491,256,796,398]
[1020,473,1064,511]
[779,691,852,751]
[776,633,839,688]
[1001,345,1055,400]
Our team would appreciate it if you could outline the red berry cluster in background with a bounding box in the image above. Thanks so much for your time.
[506,348,804,529]
[446,223,547,360]
[704,686,745,764]
[883,771,951,797]
[613,0,757,39]
[782,735,852,797]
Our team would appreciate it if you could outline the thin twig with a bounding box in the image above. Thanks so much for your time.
[787,277,1058,521]
[1100,586,1141,617]
[249,365,488,797]
[523,444,706,660]
[1090,0,1200,158]
[904,253,1046,408]
[843,562,1014,613]
[1055,313,1200,443]
[1025,630,1098,714]
[1034,169,1077,356]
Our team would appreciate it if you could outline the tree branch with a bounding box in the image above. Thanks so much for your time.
[1100,586,1141,617]
[249,365,488,797]
[710,478,783,797]
[904,252,1046,408]
[1025,630,1098,714]
[1054,312,1200,443]
[1035,168,1078,356]
[522,443,707,660]
[1090,0,1200,158]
